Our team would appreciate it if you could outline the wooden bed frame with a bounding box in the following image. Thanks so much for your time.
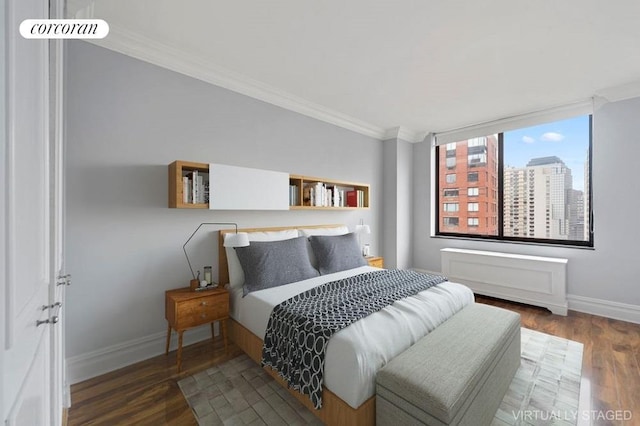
[218,225,375,426]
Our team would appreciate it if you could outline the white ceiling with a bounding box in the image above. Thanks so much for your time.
[69,0,640,141]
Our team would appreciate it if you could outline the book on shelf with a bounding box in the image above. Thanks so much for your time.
[346,190,357,207]
[332,187,340,207]
[192,171,198,204]
[182,170,209,204]
[182,176,190,203]
[304,182,329,207]
[303,185,312,206]
[289,184,299,206]
[327,185,342,207]
[298,182,359,208]
[346,189,365,207]
[314,182,324,207]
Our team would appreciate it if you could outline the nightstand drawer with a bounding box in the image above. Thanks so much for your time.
[175,294,228,328]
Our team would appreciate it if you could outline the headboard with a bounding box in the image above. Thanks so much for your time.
[217,224,346,284]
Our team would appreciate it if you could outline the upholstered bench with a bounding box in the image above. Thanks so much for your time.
[376,303,521,426]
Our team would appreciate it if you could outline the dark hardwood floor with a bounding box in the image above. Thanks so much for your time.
[67,297,640,425]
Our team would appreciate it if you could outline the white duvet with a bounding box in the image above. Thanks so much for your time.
[229,266,474,408]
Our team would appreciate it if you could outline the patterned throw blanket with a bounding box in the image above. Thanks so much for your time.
[261,269,447,408]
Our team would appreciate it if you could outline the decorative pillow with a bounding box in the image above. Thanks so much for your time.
[225,229,298,289]
[235,237,320,296]
[309,232,367,275]
[298,226,349,268]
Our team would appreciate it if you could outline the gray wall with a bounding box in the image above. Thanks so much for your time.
[382,138,413,269]
[65,42,383,360]
[412,96,640,308]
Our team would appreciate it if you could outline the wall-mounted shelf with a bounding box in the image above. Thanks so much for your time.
[168,160,209,209]
[289,175,369,210]
[169,161,370,210]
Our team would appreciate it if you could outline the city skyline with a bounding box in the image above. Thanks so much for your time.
[503,115,590,191]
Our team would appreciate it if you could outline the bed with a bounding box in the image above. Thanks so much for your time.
[218,225,474,425]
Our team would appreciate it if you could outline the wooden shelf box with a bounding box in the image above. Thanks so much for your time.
[289,175,369,210]
[169,160,370,211]
[168,160,209,209]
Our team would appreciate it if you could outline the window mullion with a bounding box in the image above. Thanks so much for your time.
[498,133,504,238]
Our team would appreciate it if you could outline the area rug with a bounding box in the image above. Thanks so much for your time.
[179,328,584,426]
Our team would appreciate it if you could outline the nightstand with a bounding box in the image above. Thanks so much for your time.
[366,256,384,268]
[165,286,229,372]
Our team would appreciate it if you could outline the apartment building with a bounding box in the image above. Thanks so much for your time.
[438,135,499,235]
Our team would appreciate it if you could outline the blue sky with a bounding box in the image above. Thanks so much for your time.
[503,115,591,191]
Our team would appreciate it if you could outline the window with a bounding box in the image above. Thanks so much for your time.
[468,153,487,166]
[468,137,487,147]
[444,217,459,227]
[446,157,456,169]
[443,203,459,212]
[436,114,593,247]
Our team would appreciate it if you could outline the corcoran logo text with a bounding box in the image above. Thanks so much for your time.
[20,19,109,39]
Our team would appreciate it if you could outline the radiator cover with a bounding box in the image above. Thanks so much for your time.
[441,248,568,315]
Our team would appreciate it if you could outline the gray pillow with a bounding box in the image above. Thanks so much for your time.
[235,236,319,296]
[309,232,367,275]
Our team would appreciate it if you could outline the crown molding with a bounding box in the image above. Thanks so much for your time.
[87,25,397,140]
[596,80,640,103]
[382,126,427,143]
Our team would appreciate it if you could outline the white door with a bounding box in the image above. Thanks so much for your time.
[49,0,69,422]
[2,0,62,424]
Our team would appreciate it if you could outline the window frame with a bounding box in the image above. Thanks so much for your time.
[434,115,594,248]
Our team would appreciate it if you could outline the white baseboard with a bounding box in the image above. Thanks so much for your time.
[411,267,443,275]
[66,325,217,385]
[568,295,640,325]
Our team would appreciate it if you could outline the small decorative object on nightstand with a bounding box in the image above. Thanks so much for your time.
[182,222,249,290]
[366,256,384,268]
[165,286,230,372]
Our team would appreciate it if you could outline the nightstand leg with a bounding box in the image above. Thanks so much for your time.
[165,324,171,355]
[177,330,184,372]
[221,319,228,354]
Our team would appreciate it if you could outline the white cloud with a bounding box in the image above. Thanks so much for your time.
[541,132,565,142]
[522,136,535,144]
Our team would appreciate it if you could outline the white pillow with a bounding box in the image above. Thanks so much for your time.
[298,226,349,268]
[297,226,349,238]
[225,230,298,289]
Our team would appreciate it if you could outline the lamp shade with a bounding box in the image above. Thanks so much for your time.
[355,224,371,234]
[224,232,250,248]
